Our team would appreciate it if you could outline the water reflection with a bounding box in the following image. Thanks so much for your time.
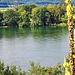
[31,26,68,38]
[0,26,69,71]
[0,27,68,39]
[0,28,31,38]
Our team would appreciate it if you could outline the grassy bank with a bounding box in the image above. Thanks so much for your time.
[0,8,14,12]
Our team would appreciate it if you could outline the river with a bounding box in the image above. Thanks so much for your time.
[0,27,70,71]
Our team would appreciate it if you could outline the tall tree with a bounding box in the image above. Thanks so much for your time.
[31,6,51,27]
[3,9,19,27]
[0,12,3,26]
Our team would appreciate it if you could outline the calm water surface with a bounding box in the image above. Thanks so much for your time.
[0,27,70,70]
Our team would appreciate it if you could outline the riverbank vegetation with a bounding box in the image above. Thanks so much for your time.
[0,61,65,75]
[0,4,70,75]
[0,4,66,28]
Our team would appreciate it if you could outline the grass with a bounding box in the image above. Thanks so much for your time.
[73,14,75,19]
[0,7,14,12]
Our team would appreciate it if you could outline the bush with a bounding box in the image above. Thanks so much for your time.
[0,61,65,75]
[47,4,66,24]
[18,10,30,27]
[2,9,19,27]
[0,12,3,26]
[31,6,51,27]
[26,61,65,75]
[0,61,25,75]
[16,5,31,27]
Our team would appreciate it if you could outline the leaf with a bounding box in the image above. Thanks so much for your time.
[69,37,72,40]
[65,71,70,75]
[63,58,69,67]
[65,0,71,4]
[72,54,75,58]
[63,62,69,67]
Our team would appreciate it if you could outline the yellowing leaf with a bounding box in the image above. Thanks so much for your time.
[63,62,69,67]
[64,58,66,63]
[65,71,70,75]
[69,37,73,40]
[65,0,71,4]
[70,62,73,65]
[72,54,75,58]
[67,12,73,17]
[63,58,69,67]
[66,4,73,17]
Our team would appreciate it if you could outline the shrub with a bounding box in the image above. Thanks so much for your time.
[47,4,66,24]
[0,12,3,26]
[2,9,19,27]
[26,61,65,75]
[31,6,51,27]
[0,60,65,75]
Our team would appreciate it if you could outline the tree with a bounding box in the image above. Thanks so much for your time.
[24,4,37,14]
[18,10,30,27]
[16,5,30,27]
[16,4,26,13]
[31,6,51,27]
[47,4,66,24]
[0,12,3,26]
[16,4,36,15]
[3,9,19,27]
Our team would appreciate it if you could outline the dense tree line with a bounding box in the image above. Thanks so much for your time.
[0,4,66,27]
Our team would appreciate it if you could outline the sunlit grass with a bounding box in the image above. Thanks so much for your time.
[73,14,75,19]
[0,8,14,12]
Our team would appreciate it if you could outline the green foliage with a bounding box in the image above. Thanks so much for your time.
[16,4,26,13]
[0,12,3,26]
[0,61,25,75]
[18,10,30,27]
[31,4,66,27]
[0,61,4,75]
[26,61,65,75]
[31,6,51,27]
[23,4,37,14]
[2,9,19,27]
[0,60,65,75]
[47,4,66,24]
[17,5,32,27]
[17,4,36,15]
[0,4,66,27]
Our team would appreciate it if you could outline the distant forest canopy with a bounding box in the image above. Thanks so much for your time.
[0,0,62,4]
[0,4,66,27]
[0,0,73,5]
[0,0,75,8]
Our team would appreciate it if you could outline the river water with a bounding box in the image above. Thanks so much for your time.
[0,27,70,71]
